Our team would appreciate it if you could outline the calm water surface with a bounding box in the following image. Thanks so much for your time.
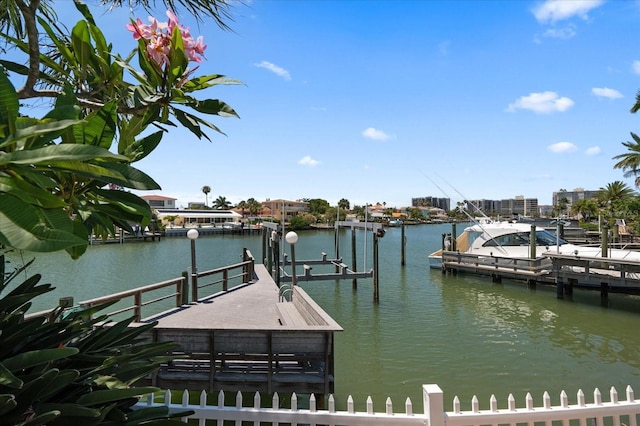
[7,223,640,411]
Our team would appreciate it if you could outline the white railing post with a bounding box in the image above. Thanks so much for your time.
[423,384,445,426]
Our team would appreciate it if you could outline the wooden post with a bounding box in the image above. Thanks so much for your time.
[373,232,379,303]
[334,225,340,273]
[267,230,273,278]
[181,271,189,305]
[451,223,457,251]
[401,223,406,266]
[261,228,268,266]
[351,227,358,289]
[273,235,280,286]
[134,292,142,321]
[528,224,536,259]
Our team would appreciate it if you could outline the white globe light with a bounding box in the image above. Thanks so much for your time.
[187,229,199,240]
[285,231,298,245]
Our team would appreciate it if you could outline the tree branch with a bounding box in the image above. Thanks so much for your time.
[15,0,42,99]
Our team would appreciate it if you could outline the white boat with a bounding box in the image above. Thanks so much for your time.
[428,218,640,269]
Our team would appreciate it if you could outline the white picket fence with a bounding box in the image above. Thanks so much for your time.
[135,384,640,426]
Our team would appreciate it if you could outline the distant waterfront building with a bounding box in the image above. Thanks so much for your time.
[500,196,538,217]
[552,188,599,209]
[411,196,450,211]
[261,199,309,223]
[466,199,501,215]
[141,195,177,210]
[466,196,537,217]
[155,209,242,228]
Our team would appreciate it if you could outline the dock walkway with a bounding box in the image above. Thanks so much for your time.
[140,264,343,396]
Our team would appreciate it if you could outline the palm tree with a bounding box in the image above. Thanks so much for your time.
[201,185,211,207]
[572,198,598,222]
[213,195,232,210]
[597,181,637,223]
[613,132,640,187]
[246,198,262,217]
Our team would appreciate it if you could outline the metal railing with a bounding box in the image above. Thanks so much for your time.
[79,277,187,322]
[77,249,256,321]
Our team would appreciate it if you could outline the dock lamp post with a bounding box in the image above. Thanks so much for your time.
[285,231,298,296]
[187,229,199,301]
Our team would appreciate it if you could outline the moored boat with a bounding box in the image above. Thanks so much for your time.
[428,218,640,269]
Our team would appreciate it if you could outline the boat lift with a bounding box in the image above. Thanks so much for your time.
[260,221,385,302]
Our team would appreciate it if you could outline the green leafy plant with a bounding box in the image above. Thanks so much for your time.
[0,252,191,425]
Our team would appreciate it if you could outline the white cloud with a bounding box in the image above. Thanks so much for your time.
[298,155,320,166]
[585,146,601,155]
[532,0,604,24]
[592,87,623,99]
[632,60,640,75]
[548,141,578,153]
[507,91,574,114]
[254,61,291,80]
[362,127,391,141]
[541,26,576,40]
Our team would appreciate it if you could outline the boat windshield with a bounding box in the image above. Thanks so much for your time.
[482,229,567,247]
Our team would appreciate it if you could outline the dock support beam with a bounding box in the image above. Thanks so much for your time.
[556,278,564,299]
[600,282,609,299]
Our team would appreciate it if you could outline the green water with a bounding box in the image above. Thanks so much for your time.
[6,224,640,411]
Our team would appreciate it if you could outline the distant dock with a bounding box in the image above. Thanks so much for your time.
[440,250,640,298]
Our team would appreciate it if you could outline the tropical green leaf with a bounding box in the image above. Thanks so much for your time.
[0,60,29,76]
[0,119,83,149]
[0,395,18,416]
[167,25,187,89]
[75,387,158,406]
[0,362,22,389]
[19,409,60,425]
[0,195,87,253]
[122,130,163,161]
[3,348,79,372]
[71,20,92,72]
[37,16,75,67]
[75,101,117,148]
[180,74,243,92]
[36,402,100,419]
[189,99,239,118]
[135,39,162,88]
[0,176,67,208]
[172,108,209,140]
[0,65,18,133]
[0,144,128,165]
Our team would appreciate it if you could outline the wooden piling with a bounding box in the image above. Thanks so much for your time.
[530,225,536,259]
[401,223,406,266]
[451,223,457,251]
[351,227,358,289]
[373,233,379,303]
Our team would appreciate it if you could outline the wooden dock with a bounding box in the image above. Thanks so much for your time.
[137,264,343,396]
[440,251,640,297]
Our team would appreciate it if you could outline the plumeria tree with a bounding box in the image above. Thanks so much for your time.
[0,1,240,258]
[0,1,241,423]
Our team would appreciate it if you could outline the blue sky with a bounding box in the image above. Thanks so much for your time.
[35,1,640,207]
